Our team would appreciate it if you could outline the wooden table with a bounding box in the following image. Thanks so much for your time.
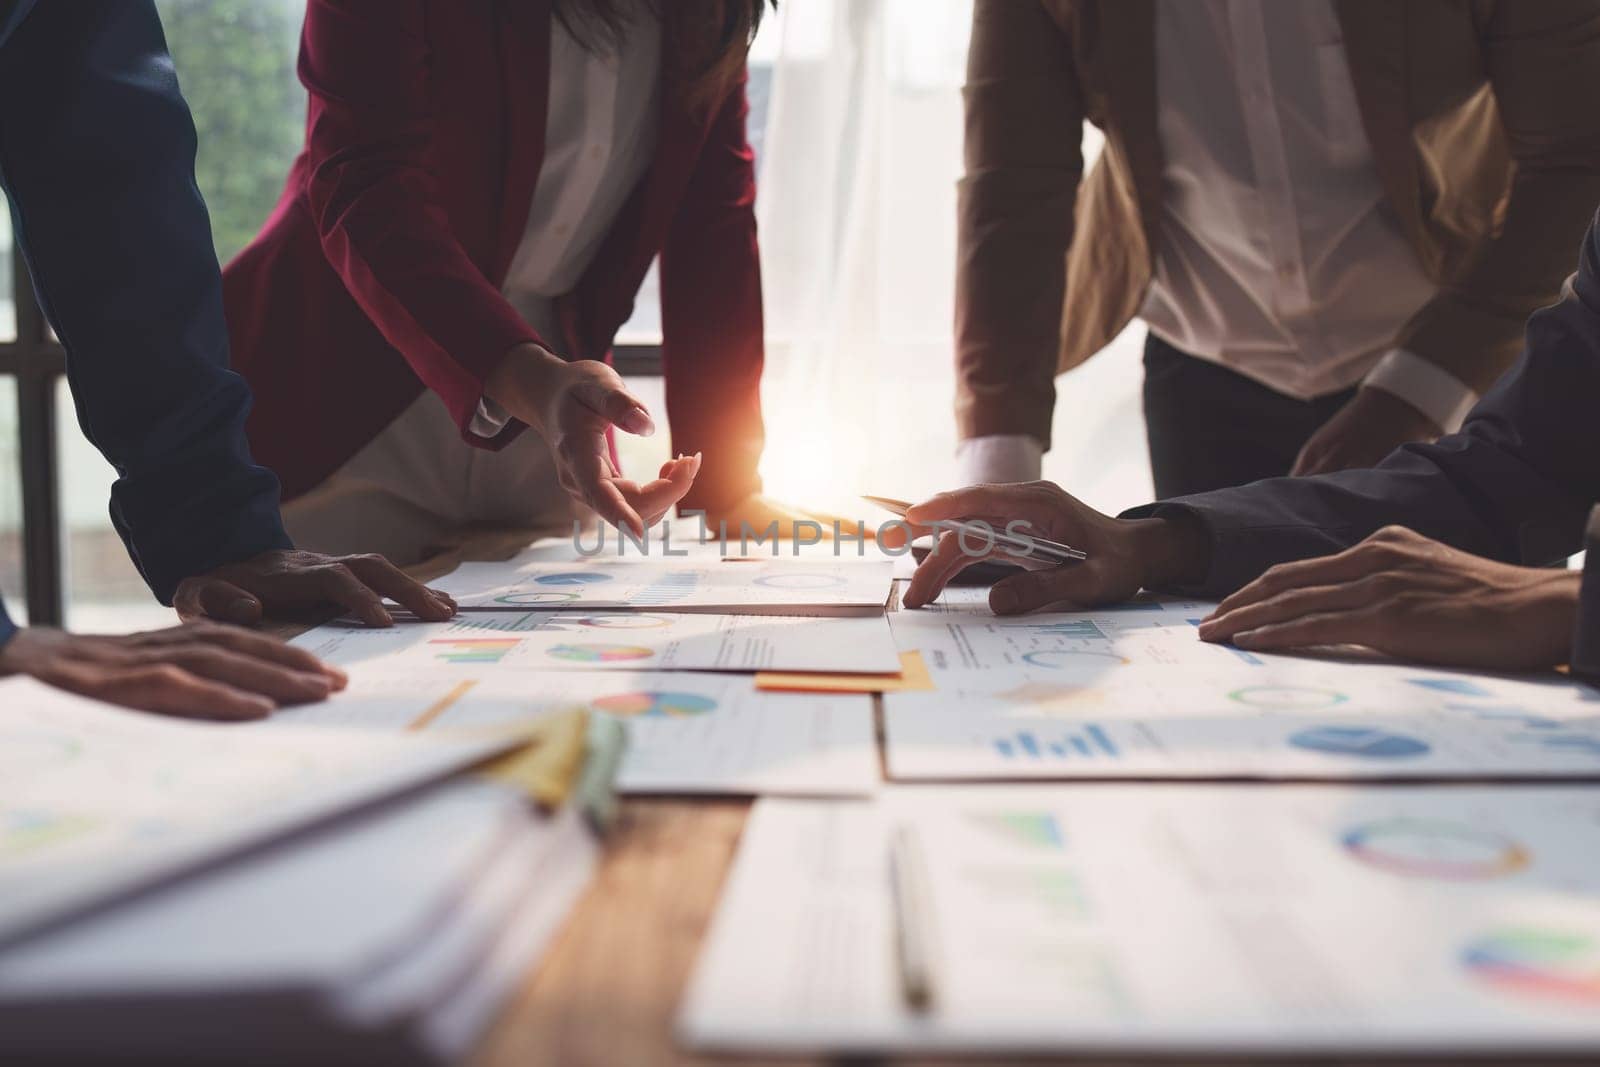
[292,531,1547,1067]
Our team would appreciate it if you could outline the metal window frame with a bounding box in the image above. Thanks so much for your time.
[612,343,662,378]
[1,243,65,626]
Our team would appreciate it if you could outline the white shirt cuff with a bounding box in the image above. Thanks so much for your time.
[1362,348,1478,433]
[955,434,1044,485]
[469,396,513,438]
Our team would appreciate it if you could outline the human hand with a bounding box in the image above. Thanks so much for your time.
[1291,386,1441,477]
[1197,526,1580,671]
[901,481,1210,613]
[0,622,346,720]
[174,549,456,627]
[485,343,699,536]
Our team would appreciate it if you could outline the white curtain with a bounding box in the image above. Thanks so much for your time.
[752,0,1155,517]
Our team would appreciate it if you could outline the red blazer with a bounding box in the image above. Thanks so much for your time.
[223,0,765,511]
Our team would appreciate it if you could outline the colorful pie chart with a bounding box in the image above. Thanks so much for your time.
[1463,928,1600,1005]
[752,572,846,589]
[494,591,580,606]
[1021,649,1129,670]
[546,643,654,663]
[591,691,719,717]
[1229,685,1348,710]
[574,614,673,630]
[1342,818,1530,880]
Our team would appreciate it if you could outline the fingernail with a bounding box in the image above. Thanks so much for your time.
[364,605,394,627]
[299,672,334,697]
[239,696,276,719]
[325,666,349,688]
[227,598,258,623]
[620,407,655,436]
[991,586,1018,613]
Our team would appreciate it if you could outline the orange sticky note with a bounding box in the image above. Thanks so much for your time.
[755,650,935,694]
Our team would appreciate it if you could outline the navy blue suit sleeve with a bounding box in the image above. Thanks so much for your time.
[0,0,291,605]
[1123,212,1600,598]
[0,598,15,649]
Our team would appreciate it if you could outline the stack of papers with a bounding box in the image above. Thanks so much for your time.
[283,544,901,797]
[0,677,509,945]
[0,781,596,1066]
[270,670,878,798]
[682,784,1600,1056]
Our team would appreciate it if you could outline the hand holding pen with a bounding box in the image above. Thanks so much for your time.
[891,482,1211,614]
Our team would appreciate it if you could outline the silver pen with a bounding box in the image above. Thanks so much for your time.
[862,495,1088,564]
[889,824,940,1012]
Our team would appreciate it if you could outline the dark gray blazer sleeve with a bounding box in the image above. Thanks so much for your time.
[1123,212,1600,601]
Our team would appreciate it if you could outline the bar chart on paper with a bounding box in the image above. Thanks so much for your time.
[883,663,1600,781]
[681,785,1600,1055]
[992,724,1122,761]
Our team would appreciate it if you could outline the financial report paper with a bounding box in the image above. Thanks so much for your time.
[269,668,878,797]
[682,785,1600,1055]
[884,595,1600,780]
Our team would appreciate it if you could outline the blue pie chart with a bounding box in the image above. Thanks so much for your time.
[1289,725,1431,760]
[534,572,614,586]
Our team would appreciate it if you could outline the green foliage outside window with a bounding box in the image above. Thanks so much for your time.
[156,0,306,265]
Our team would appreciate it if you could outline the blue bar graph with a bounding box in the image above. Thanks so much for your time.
[992,724,1123,761]
[629,572,700,606]
[1085,725,1119,757]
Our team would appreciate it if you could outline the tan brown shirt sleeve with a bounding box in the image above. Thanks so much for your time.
[1396,0,1600,393]
[954,0,1084,448]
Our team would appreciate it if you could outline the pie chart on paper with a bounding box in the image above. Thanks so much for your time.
[494,591,579,606]
[752,573,847,590]
[1341,818,1530,880]
[534,572,614,586]
[573,614,674,630]
[1463,927,1600,1004]
[1288,725,1431,759]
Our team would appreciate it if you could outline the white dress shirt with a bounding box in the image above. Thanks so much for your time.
[473,6,662,436]
[959,0,1478,485]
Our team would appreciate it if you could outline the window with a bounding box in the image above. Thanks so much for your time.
[6,4,902,630]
